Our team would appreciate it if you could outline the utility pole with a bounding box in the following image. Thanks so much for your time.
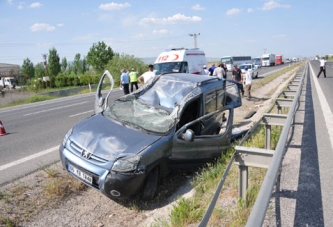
[42,54,49,76]
[189,33,200,48]
[263,48,266,54]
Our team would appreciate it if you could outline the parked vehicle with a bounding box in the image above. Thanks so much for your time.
[153,48,207,75]
[59,71,243,200]
[0,76,16,89]
[275,55,283,65]
[262,54,276,67]
[239,64,259,79]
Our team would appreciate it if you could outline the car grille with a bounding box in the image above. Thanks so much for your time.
[69,141,108,164]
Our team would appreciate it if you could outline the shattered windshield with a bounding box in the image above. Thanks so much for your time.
[105,75,197,134]
[105,95,175,134]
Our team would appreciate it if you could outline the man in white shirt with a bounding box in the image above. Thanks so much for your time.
[244,67,252,100]
[138,64,156,84]
[317,57,327,78]
[212,63,226,79]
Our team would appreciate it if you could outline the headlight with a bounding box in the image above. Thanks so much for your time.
[62,128,73,147]
[112,155,141,172]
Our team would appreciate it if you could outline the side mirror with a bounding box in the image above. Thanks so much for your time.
[182,129,194,142]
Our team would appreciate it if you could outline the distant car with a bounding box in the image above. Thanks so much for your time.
[59,71,243,200]
[239,64,258,78]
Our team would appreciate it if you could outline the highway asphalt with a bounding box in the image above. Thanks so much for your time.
[264,60,333,226]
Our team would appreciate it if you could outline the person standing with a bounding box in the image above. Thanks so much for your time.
[213,63,226,79]
[129,68,139,92]
[244,67,252,100]
[120,69,130,95]
[232,65,244,96]
[208,63,216,76]
[317,57,327,78]
[138,64,156,84]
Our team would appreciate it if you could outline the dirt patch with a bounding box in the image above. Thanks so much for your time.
[0,67,299,227]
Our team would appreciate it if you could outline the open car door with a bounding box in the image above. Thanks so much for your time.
[171,80,242,164]
[94,70,114,114]
[224,80,242,109]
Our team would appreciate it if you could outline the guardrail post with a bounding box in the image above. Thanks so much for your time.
[265,125,271,149]
[239,165,248,199]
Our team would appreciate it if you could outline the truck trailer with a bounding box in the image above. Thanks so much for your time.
[262,54,276,67]
[275,55,283,65]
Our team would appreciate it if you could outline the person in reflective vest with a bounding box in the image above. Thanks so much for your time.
[129,68,138,92]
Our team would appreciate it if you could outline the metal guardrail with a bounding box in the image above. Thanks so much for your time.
[198,63,307,227]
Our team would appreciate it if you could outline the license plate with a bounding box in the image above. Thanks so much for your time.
[68,164,93,184]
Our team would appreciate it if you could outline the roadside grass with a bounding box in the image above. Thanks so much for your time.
[0,162,87,226]
[166,123,283,227]
[0,95,57,108]
[252,63,301,93]
[0,85,110,108]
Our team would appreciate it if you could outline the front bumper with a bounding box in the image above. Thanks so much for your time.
[59,145,147,199]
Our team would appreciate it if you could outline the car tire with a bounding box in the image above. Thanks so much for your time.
[141,166,159,200]
[256,72,258,78]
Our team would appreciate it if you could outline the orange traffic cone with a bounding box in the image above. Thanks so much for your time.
[0,120,7,136]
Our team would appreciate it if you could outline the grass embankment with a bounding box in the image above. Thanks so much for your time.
[0,87,96,108]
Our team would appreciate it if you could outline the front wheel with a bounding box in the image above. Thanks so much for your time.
[141,166,159,200]
[256,72,258,78]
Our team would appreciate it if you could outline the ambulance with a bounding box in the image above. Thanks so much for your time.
[153,48,207,75]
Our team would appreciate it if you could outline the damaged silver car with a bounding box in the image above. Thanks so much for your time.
[59,71,242,200]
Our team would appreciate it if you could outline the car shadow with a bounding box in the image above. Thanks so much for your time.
[111,170,195,210]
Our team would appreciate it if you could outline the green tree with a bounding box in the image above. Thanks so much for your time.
[86,41,114,73]
[48,47,61,77]
[34,62,46,79]
[73,53,82,75]
[105,53,146,86]
[82,56,87,74]
[61,57,68,72]
[21,58,35,78]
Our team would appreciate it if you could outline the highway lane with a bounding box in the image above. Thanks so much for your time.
[0,88,124,184]
[225,62,293,79]
[308,60,333,226]
[0,65,295,185]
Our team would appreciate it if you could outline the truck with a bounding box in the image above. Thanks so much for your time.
[153,48,207,75]
[0,76,16,89]
[275,55,283,65]
[261,54,276,67]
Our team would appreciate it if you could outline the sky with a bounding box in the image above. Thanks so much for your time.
[1,0,332,66]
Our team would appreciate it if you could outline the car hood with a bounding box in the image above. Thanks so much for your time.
[70,114,163,161]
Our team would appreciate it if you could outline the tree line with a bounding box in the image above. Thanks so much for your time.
[20,41,148,90]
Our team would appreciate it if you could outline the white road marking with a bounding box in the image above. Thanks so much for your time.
[0,146,59,171]
[24,101,88,116]
[309,63,333,150]
[69,110,94,117]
